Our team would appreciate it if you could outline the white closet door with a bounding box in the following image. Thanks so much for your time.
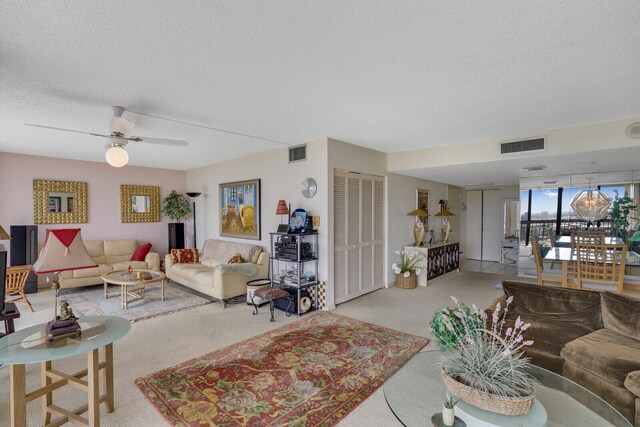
[481,190,501,261]
[333,170,385,305]
[333,174,348,302]
[465,190,483,260]
[347,176,361,298]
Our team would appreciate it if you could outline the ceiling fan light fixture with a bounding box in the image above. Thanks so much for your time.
[105,144,129,168]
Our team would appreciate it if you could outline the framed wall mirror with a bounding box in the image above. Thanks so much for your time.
[33,179,88,224]
[120,185,160,223]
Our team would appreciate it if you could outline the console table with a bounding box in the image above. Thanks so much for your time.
[0,315,130,427]
[404,242,459,286]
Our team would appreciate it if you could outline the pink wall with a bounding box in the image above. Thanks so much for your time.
[0,152,187,263]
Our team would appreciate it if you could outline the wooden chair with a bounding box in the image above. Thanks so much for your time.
[575,243,627,294]
[570,231,606,248]
[5,265,34,312]
[531,239,564,286]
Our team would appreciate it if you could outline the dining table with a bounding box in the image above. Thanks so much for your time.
[544,246,640,288]
[554,236,624,247]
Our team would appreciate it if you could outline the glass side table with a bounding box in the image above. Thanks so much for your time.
[384,350,631,427]
[0,315,131,427]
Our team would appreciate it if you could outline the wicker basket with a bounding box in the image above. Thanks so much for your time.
[441,371,535,416]
[395,271,417,289]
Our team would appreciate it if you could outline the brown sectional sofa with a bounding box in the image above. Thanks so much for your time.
[490,281,640,425]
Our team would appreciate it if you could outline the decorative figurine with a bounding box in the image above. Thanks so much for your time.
[59,300,78,320]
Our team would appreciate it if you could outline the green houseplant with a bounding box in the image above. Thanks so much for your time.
[162,191,192,250]
[609,190,638,241]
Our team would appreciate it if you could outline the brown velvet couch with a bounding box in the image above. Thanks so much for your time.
[489,281,640,425]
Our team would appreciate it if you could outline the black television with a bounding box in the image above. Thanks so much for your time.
[0,250,6,314]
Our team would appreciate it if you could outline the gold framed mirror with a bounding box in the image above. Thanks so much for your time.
[34,179,88,224]
[121,185,160,223]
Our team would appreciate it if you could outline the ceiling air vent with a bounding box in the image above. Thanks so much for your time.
[500,138,545,154]
[289,144,307,163]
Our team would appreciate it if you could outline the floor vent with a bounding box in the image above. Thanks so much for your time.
[289,144,307,163]
[500,138,545,154]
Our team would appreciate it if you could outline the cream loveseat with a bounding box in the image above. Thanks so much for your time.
[165,239,268,307]
[59,239,160,289]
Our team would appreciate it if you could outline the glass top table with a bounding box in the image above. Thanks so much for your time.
[0,315,131,364]
[384,351,631,427]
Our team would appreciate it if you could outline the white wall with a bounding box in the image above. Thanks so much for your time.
[186,138,330,295]
[387,117,640,172]
[386,173,448,284]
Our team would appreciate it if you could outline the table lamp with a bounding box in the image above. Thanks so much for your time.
[276,200,290,233]
[0,224,10,251]
[407,209,429,246]
[32,228,97,340]
[435,210,455,243]
[186,192,202,249]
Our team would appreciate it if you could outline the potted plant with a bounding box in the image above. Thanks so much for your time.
[162,190,192,250]
[391,250,425,289]
[430,296,538,416]
[609,190,638,241]
[442,395,460,426]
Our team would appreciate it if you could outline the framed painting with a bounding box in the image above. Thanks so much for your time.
[48,196,61,213]
[220,179,261,240]
[417,189,429,231]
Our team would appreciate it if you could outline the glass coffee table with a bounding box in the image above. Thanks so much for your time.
[102,269,166,309]
[384,351,631,427]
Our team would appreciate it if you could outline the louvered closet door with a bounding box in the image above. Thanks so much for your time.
[334,170,385,304]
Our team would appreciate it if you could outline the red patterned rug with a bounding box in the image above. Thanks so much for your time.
[135,312,428,426]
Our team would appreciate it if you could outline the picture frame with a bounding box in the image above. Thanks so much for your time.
[34,179,88,224]
[120,185,161,223]
[220,179,261,240]
[417,189,429,231]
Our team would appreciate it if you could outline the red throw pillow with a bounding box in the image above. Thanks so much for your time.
[171,249,181,264]
[131,243,152,261]
[228,253,244,264]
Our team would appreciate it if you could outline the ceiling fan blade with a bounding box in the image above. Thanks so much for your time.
[110,117,134,136]
[129,136,189,147]
[24,123,108,138]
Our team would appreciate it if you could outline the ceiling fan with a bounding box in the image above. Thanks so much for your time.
[24,106,188,167]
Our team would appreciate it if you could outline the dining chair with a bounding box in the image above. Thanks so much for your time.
[575,243,627,294]
[5,265,34,312]
[531,239,565,286]
[570,231,606,248]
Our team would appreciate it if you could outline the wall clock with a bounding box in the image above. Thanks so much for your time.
[301,177,317,198]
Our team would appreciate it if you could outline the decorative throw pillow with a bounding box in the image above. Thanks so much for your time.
[131,243,152,261]
[228,253,244,264]
[247,246,262,264]
[171,249,199,264]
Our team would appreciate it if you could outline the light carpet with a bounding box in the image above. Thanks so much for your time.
[135,312,429,426]
[61,282,213,322]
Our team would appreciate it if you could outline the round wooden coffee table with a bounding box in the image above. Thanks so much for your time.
[102,269,166,309]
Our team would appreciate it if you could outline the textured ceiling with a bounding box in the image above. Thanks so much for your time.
[1,1,639,170]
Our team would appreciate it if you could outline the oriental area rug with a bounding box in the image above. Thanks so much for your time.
[135,312,429,426]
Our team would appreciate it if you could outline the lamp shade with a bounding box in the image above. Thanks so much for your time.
[569,189,611,222]
[276,200,289,215]
[105,145,129,167]
[186,192,202,198]
[407,208,429,217]
[32,229,97,274]
[435,210,455,217]
[0,225,10,240]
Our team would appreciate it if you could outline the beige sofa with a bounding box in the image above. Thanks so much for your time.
[165,239,268,307]
[59,239,160,289]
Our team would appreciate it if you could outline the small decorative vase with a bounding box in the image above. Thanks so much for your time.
[442,406,455,426]
[395,270,417,289]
